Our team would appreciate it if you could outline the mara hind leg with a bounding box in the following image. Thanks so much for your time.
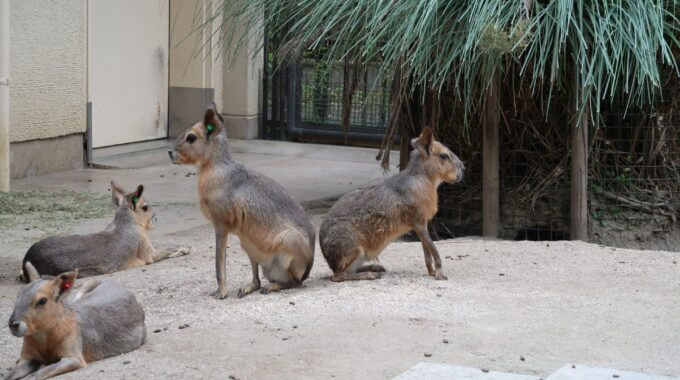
[260,249,310,294]
[237,255,261,298]
[331,247,381,282]
[356,263,386,273]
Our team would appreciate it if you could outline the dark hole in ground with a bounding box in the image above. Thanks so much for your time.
[515,227,569,241]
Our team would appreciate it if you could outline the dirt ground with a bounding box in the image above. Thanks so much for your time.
[1,212,678,379]
[0,143,678,379]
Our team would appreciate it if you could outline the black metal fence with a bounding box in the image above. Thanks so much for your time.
[262,47,392,146]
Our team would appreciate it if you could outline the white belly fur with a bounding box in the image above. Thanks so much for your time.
[238,235,293,283]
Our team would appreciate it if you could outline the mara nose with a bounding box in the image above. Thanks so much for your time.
[9,320,19,330]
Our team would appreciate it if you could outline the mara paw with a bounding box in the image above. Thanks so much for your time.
[213,287,229,299]
[237,283,261,298]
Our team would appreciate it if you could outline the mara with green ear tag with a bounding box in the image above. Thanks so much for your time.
[20,180,189,281]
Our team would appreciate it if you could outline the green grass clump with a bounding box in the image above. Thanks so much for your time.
[0,191,112,231]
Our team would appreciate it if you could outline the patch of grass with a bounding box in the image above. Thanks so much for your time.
[0,191,113,231]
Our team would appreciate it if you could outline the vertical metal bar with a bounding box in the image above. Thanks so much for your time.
[86,102,93,166]
[0,0,10,190]
[285,62,297,140]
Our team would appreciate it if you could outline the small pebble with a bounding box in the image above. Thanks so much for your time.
[173,173,177,175]
[179,323,190,329]
[289,301,295,305]
[123,361,130,365]
[520,356,525,361]
[153,329,162,333]
[293,325,298,329]
[229,376,237,380]
[572,364,576,369]
[498,273,505,276]
[481,369,489,373]
[25,227,30,231]
[613,375,619,378]
[282,336,291,341]
[87,179,92,183]
[424,353,432,357]
[160,175,165,178]
[442,339,449,344]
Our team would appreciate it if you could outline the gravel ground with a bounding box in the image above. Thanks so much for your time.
[0,211,678,380]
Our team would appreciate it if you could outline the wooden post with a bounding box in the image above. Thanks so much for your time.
[482,71,500,237]
[570,103,589,241]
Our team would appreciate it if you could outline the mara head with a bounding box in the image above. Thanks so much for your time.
[411,127,465,184]
[9,263,77,337]
[111,181,156,230]
[169,102,225,167]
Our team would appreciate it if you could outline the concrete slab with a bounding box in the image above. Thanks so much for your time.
[91,138,399,170]
[393,363,539,380]
[546,365,679,380]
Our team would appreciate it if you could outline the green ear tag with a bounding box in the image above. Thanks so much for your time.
[206,124,215,133]
[132,196,139,207]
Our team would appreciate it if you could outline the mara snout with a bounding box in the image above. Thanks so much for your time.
[171,102,315,299]
[5,262,145,380]
[20,180,189,281]
[320,127,463,282]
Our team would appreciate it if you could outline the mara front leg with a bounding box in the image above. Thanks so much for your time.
[22,357,84,380]
[413,224,448,280]
[138,235,190,264]
[4,359,39,380]
[214,229,229,299]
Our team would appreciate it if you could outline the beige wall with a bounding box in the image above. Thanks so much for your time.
[9,0,87,143]
[169,0,212,89]
[217,25,262,117]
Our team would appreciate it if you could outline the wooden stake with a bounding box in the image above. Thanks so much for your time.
[482,72,500,237]
[570,104,589,241]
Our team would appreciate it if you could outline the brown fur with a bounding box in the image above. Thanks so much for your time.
[6,264,146,380]
[320,127,464,281]
[169,103,315,299]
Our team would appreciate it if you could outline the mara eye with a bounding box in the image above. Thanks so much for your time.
[186,134,197,144]
[141,205,149,212]
[36,297,48,307]
[439,153,449,160]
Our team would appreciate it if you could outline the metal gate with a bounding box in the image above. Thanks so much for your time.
[262,43,392,146]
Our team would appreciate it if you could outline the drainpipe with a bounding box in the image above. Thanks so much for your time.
[0,0,10,191]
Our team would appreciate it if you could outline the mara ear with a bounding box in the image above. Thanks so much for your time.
[207,101,224,123]
[413,127,434,157]
[52,269,78,300]
[111,180,126,207]
[24,261,40,283]
[203,104,224,141]
[128,185,144,210]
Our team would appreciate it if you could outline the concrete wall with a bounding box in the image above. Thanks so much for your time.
[8,0,86,178]
[215,21,262,140]
[168,0,214,138]
[10,134,83,178]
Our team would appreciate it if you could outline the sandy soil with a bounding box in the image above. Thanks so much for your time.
[0,210,678,379]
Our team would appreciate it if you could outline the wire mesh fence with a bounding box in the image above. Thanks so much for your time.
[298,60,391,134]
[589,81,680,248]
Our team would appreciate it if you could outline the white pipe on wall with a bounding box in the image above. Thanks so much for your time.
[0,0,10,191]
